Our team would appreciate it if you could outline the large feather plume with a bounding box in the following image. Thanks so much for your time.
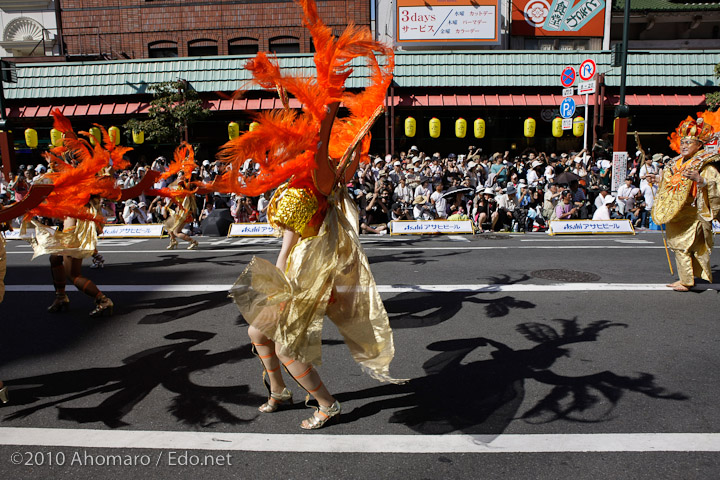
[209,0,394,196]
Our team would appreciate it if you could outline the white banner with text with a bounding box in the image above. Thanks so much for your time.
[228,223,276,237]
[99,224,165,238]
[549,219,635,235]
[390,220,475,235]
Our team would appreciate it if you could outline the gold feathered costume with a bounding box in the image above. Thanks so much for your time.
[216,0,401,382]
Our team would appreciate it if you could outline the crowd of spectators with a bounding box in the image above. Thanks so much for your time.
[0,141,671,234]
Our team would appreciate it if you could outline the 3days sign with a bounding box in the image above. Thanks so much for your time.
[511,0,606,37]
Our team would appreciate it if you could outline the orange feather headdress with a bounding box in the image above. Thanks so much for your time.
[668,111,720,154]
[210,0,394,197]
[24,110,129,223]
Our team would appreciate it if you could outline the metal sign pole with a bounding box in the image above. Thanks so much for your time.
[583,93,589,157]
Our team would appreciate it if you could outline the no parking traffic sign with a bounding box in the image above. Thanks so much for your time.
[560,66,576,87]
[579,59,596,81]
[560,97,576,118]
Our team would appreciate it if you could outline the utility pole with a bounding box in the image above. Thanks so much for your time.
[613,0,631,154]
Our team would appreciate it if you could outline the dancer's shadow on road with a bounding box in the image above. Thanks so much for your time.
[134,291,231,324]
[369,250,464,267]
[385,274,535,328]
[2,331,264,428]
[338,318,688,435]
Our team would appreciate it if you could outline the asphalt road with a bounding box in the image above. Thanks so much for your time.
[0,231,719,479]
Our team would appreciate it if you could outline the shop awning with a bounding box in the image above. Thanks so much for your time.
[5,93,705,118]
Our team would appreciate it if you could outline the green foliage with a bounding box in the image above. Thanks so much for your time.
[124,80,210,144]
[705,63,720,112]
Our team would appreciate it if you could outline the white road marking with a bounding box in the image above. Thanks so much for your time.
[2,428,720,453]
[1,245,671,254]
[6,283,720,293]
[447,235,471,242]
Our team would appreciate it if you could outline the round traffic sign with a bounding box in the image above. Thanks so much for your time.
[559,97,576,118]
[579,59,596,81]
[560,66,576,88]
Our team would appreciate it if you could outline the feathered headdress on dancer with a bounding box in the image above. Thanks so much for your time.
[668,111,720,154]
[209,0,394,197]
[152,142,198,204]
[24,110,131,223]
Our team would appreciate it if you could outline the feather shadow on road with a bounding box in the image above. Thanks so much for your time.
[1,331,265,428]
[337,318,688,435]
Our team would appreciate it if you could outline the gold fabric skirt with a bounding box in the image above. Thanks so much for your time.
[230,188,403,383]
[24,218,97,260]
[165,195,197,233]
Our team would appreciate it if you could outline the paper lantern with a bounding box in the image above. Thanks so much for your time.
[524,118,536,138]
[132,130,144,145]
[573,116,584,137]
[552,117,563,138]
[24,128,38,148]
[50,128,63,147]
[455,118,467,138]
[249,121,260,132]
[404,117,416,137]
[429,117,441,138]
[228,122,240,140]
[474,118,485,139]
[89,126,102,146]
[108,126,121,145]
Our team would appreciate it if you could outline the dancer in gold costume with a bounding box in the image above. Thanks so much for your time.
[211,0,403,429]
[652,113,720,291]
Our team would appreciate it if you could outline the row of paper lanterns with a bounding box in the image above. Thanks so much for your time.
[405,117,584,139]
[24,126,145,148]
[24,116,585,148]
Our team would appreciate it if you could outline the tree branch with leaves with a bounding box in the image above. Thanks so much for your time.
[124,80,210,144]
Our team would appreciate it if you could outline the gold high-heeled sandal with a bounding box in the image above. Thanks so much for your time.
[258,387,293,413]
[187,239,199,250]
[167,238,178,250]
[301,400,341,430]
[48,293,70,313]
[0,385,8,404]
[89,294,114,317]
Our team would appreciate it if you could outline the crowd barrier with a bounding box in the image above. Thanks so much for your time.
[228,223,276,237]
[548,219,635,235]
[99,224,164,238]
[389,220,474,235]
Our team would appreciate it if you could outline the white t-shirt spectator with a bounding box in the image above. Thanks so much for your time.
[430,190,447,218]
[641,183,657,211]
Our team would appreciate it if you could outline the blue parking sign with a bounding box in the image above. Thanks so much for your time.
[560,98,576,119]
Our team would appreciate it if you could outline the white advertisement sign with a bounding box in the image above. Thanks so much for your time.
[713,219,720,234]
[390,220,474,235]
[228,223,276,237]
[549,219,635,235]
[612,151,628,193]
[99,224,164,238]
[1,229,26,240]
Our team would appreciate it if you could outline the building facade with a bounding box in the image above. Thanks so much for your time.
[58,0,369,60]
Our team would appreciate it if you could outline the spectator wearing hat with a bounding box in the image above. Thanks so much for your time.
[393,177,413,207]
[593,186,610,213]
[592,195,616,220]
[360,192,388,234]
[414,176,432,201]
[495,184,518,231]
[473,187,498,232]
[465,161,481,189]
[389,160,405,185]
[412,194,433,220]
[489,153,509,187]
[639,155,659,190]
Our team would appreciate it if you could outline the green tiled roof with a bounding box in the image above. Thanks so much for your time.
[614,0,720,11]
[4,50,719,100]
